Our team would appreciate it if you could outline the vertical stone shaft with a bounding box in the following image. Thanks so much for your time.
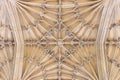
[3,0,24,80]
[96,0,116,80]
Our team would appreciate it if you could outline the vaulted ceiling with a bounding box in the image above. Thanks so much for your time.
[0,0,120,80]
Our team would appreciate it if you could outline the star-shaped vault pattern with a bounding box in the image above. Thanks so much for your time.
[0,0,120,80]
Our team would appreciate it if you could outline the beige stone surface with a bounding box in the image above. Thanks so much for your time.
[0,0,120,80]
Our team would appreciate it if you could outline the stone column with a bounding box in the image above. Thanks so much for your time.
[1,0,24,80]
[96,0,116,80]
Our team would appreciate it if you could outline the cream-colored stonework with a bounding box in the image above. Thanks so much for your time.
[0,0,120,80]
